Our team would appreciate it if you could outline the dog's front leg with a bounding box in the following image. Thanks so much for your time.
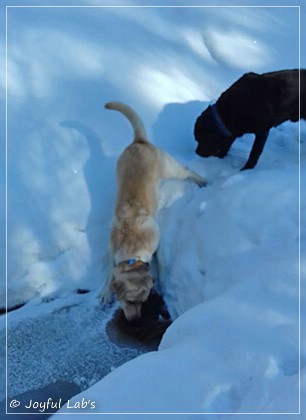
[99,275,113,304]
[161,152,207,187]
[242,131,269,170]
[99,255,115,304]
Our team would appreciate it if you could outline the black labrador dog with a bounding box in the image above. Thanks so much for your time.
[194,69,306,170]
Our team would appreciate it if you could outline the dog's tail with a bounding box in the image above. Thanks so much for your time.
[105,102,148,143]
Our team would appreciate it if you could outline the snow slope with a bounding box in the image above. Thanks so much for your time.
[1,0,305,417]
[53,121,305,416]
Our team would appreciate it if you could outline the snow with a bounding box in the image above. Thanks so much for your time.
[1,0,305,417]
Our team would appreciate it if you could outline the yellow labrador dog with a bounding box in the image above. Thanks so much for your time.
[100,102,206,321]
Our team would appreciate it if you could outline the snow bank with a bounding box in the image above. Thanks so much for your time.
[3,2,301,308]
[53,123,304,416]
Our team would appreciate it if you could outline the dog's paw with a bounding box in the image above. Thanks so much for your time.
[98,288,114,305]
[188,174,207,188]
[196,178,207,188]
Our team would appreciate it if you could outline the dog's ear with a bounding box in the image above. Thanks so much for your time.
[110,266,125,296]
[146,274,154,289]
[111,276,125,296]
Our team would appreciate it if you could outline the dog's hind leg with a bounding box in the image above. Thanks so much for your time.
[160,152,207,187]
[242,130,269,170]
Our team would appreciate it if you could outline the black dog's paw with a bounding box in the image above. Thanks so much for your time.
[241,163,254,171]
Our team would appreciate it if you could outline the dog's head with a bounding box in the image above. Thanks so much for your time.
[111,263,154,322]
[194,105,233,158]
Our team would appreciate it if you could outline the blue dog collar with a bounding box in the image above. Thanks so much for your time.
[119,259,149,271]
[210,103,232,138]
